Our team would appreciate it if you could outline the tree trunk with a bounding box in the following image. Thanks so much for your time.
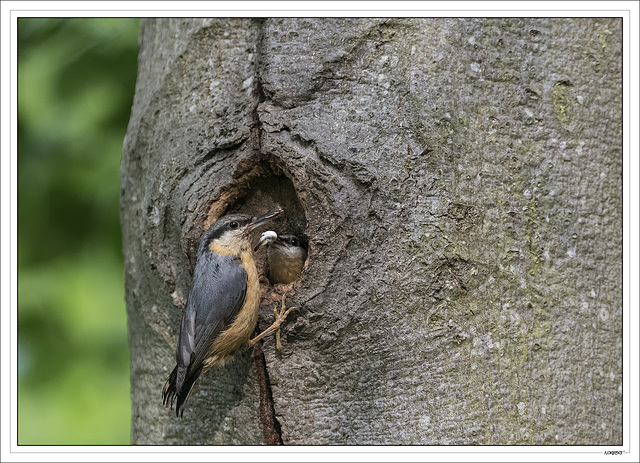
[121,18,622,445]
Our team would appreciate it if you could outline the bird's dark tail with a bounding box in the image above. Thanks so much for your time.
[162,364,203,417]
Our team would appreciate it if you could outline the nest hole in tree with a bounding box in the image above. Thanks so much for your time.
[204,154,309,278]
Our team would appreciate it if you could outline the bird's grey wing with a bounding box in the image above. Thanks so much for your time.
[176,252,247,370]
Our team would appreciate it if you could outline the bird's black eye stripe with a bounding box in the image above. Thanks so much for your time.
[229,221,239,229]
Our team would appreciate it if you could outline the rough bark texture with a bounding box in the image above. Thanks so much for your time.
[121,18,622,445]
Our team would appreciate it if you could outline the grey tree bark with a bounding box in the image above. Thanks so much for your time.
[121,18,622,445]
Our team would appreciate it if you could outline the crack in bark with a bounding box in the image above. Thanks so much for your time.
[250,18,284,446]
[252,340,283,445]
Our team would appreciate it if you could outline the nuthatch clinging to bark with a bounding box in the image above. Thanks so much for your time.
[162,210,281,417]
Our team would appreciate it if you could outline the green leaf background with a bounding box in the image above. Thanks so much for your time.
[18,18,140,445]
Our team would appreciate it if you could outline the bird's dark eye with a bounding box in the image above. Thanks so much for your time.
[229,221,239,229]
[290,238,298,246]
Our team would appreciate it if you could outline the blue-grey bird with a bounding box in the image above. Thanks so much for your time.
[162,210,281,417]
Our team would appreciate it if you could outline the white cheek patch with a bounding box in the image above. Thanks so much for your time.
[213,230,243,248]
[280,244,305,260]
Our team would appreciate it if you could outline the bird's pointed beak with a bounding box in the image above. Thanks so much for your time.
[248,209,282,231]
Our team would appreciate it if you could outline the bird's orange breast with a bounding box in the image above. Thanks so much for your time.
[203,250,260,368]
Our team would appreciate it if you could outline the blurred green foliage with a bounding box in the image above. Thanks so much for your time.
[18,18,139,445]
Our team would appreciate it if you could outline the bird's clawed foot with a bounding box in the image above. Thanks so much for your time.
[249,294,296,350]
